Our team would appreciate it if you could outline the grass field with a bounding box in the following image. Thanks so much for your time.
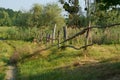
[0,40,120,80]
[0,26,120,80]
[16,44,120,80]
[0,40,37,80]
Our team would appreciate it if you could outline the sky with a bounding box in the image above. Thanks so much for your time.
[0,0,58,11]
[0,0,85,11]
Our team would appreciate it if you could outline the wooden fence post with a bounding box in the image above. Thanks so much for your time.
[63,26,68,45]
[58,30,60,48]
[52,24,56,44]
[118,33,120,43]
[84,26,90,50]
[46,33,48,46]
[39,31,42,43]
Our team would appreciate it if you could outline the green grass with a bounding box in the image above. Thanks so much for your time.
[0,40,120,80]
[0,40,15,80]
[0,40,37,80]
[17,44,120,80]
[0,26,119,80]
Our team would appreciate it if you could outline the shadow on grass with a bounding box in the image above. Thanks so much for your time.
[0,73,5,80]
[18,58,120,80]
[47,48,83,62]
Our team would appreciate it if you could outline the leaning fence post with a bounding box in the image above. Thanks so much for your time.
[58,30,60,48]
[46,33,48,46]
[52,24,56,44]
[63,26,68,45]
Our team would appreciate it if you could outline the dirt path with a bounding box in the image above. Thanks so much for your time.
[5,65,16,80]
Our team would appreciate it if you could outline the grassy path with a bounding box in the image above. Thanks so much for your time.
[5,65,16,80]
[3,41,17,80]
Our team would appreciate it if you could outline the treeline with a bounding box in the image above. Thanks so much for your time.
[0,3,65,28]
[0,2,120,44]
[0,7,17,26]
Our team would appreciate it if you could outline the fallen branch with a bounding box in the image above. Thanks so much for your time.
[61,44,93,50]
[21,46,51,60]
[101,23,120,28]
[91,23,120,29]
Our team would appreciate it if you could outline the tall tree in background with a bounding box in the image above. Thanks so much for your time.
[96,0,120,10]
[15,3,65,29]
[15,11,31,27]
[30,4,43,27]
[93,0,120,26]
[59,0,81,28]
[0,3,65,28]
[43,3,65,29]
[0,10,12,26]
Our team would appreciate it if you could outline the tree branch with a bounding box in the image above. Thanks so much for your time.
[60,44,93,50]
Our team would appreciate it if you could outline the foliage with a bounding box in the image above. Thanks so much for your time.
[94,9,120,26]
[16,3,65,28]
[15,11,32,27]
[96,0,120,10]
[87,0,120,27]
[0,10,12,26]
[59,0,79,14]
[0,7,19,26]
[0,3,65,28]
[30,4,43,27]
[59,0,84,28]
[42,4,65,28]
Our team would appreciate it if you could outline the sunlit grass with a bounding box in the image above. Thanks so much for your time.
[0,40,14,79]
[0,40,37,80]
[17,44,120,80]
[0,39,120,80]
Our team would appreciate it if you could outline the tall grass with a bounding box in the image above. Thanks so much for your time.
[0,26,41,41]
[6,27,40,41]
[92,26,120,44]
[0,26,120,44]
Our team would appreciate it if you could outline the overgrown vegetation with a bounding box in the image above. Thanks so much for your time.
[0,0,120,80]
[0,39,120,80]
[0,40,14,80]
[17,44,120,80]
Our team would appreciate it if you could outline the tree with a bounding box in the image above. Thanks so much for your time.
[59,0,82,28]
[43,3,65,28]
[15,3,65,29]
[0,10,12,26]
[30,3,43,27]
[96,0,120,10]
[92,0,120,26]
[59,0,79,14]
[15,11,31,27]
